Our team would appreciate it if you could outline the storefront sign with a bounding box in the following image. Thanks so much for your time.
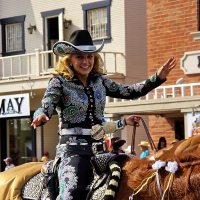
[0,93,30,118]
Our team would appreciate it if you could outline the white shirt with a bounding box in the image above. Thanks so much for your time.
[5,164,15,171]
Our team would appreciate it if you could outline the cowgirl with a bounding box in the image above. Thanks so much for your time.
[31,30,176,200]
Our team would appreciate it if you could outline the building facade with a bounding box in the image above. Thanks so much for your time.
[0,0,149,171]
[0,0,199,171]
[146,0,200,144]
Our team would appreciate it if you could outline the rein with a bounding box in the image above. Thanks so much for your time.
[131,117,157,159]
[131,117,163,197]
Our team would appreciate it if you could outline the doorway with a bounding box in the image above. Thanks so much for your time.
[47,17,59,68]
[7,118,36,165]
[175,120,185,140]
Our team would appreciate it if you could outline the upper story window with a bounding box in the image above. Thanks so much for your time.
[87,7,107,39]
[6,23,22,52]
[82,0,111,44]
[0,15,25,56]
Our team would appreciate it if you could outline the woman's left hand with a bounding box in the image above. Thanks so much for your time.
[157,57,176,80]
[125,115,140,127]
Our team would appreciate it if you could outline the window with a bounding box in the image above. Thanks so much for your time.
[87,7,107,39]
[82,0,111,44]
[7,118,34,165]
[6,23,22,52]
[0,15,25,56]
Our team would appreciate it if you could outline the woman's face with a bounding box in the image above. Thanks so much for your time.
[160,141,166,148]
[70,53,94,79]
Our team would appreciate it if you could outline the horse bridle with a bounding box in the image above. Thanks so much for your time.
[131,117,157,159]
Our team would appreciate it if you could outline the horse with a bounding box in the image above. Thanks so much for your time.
[115,135,200,200]
[1,135,200,200]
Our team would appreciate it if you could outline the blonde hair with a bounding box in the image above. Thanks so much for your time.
[52,53,105,79]
[40,156,48,163]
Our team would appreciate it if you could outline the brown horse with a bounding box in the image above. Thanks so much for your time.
[1,136,200,200]
[115,135,200,200]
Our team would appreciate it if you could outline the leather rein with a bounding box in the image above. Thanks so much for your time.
[131,117,157,160]
[131,117,163,197]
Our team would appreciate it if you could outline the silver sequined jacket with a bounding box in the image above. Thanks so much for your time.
[33,73,165,129]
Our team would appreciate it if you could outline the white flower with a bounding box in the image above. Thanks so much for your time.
[152,160,166,170]
[165,161,178,173]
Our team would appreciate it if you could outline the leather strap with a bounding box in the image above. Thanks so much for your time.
[131,117,157,158]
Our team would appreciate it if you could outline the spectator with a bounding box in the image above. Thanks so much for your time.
[40,156,48,163]
[104,134,111,149]
[32,156,38,162]
[44,151,50,160]
[157,137,167,151]
[109,137,125,153]
[3,157,15,171]
[138,141,150,158]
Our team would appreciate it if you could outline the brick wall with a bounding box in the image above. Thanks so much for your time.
[147,0,199,84]
[147,0,200,144]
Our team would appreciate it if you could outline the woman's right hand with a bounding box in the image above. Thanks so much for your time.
[31,114,49,129]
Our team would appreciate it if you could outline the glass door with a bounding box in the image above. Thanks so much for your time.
[7,118,33,166]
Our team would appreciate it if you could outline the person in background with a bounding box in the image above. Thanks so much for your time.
[138,141,150,158]
[40,156,49,163]
[44,151,50,160]
[108,137,125,153]
[157,136,167,150]
[104,134,111,149]
[31,29,176,200]
[32,156,38,162]
[3,157,15,171]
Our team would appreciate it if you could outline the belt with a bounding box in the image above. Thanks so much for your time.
[61,128,91,136]
[56,142,108,157]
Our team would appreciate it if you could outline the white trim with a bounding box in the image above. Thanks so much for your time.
[190,31,200,41]
[76,45,96,51]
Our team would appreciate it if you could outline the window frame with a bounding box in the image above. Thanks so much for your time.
[82,0,112,44]
[0,15,26,56]
[41,8,64,51]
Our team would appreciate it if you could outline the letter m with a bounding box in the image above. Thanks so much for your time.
[0,99,5,114]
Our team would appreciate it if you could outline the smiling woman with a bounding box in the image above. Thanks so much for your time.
[30,29,176,200]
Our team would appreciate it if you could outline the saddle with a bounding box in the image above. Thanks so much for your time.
[21,139,129,200]
[88,139,129,200]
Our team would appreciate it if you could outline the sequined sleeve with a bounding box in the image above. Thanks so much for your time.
[101,73,166,99]
[33,76,62,119]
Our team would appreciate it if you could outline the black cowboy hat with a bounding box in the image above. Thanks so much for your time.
[53,30,104,56]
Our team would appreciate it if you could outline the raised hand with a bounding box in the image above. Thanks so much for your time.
[157,57,176,80]
[31,114,49,129]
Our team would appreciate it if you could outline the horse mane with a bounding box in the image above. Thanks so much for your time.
[116,150,200,200]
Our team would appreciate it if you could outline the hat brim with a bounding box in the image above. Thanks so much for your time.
[138,144,150,147]
[53,40,104,57]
